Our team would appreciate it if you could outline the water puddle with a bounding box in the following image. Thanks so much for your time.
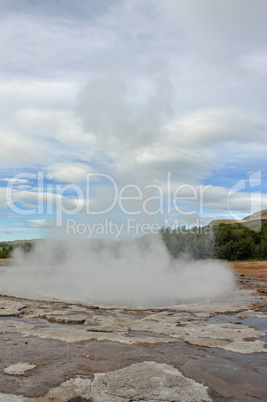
[241,317,267,332]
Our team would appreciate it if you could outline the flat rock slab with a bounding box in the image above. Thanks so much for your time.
[236,310,267,319]
[0,319,174,345]
[0,288,266,401]
[3,362,36,376]
[91,361,212,402]
[0,300,26,316]
[0,362,211,402]
[0,303,266,353]
[0,377,92,401]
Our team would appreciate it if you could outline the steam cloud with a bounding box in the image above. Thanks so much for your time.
[0,235,235,307]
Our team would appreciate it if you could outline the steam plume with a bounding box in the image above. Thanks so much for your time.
[0,235,234,307]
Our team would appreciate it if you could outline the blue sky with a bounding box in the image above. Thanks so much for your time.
[0,0,267,241]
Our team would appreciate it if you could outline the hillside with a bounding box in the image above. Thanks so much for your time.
[209,209,267,229]
[0,239,41,248]
[242,210,267,221]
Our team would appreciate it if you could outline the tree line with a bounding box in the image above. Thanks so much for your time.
[1,223,267,261]
[0,242,33,259]
[161,222,267,261]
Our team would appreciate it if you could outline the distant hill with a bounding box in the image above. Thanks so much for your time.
[242,209,267,221]
[208,219,239,226]
[209,209,267,230]
[0,239,41,248]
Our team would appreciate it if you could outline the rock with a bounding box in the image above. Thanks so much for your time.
[130,315,267,354]
[0,300,26,316]
[0,394,26,401]
[0,365,211,401]
[236,310,267,319]
[91,361,212,401]
[0,377,92,401]
[42,377,92,401]
[1,307,266,353]
[0,319,173,345]
[45,314,87,324]
[3,362,36,375]
[0,292,266,401]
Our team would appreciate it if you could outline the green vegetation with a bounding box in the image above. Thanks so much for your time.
[161,226,214,260]
[0,245,14,259]
[213,223,267,261]
[1,218,267,262]
[161,222,267,261]
[0,242,33,259]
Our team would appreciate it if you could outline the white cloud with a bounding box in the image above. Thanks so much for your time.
[0,12,118,79]
[0,227,38,233]
[0,80,77,108]
[77,74,174,152]
[0,178,29,184]
[156,0,267,50]
[0,129,53,165]
[167,108,267,147]
[27,219,49,228]
[241,53,267,76]
[45,162,94,184]
[0,0,266,239]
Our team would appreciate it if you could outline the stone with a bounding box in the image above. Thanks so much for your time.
[0,377,92,401]
[0,319,174,345]
[3,362,36,375]
[1,305,266,353]
[91,361,212,401]
[0,300,26,316]
[0,364,211,401]
[236,310,267,319]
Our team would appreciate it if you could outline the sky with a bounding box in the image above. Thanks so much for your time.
[0,0,267,241]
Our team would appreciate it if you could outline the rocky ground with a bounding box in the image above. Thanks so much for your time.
[0,262,267,401]
[232,261,267,308]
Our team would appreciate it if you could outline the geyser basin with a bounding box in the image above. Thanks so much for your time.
[0,235,235,307]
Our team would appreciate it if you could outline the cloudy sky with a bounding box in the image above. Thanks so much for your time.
[0,0,267,240]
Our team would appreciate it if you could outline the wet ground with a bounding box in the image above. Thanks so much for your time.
[0,262,267,401]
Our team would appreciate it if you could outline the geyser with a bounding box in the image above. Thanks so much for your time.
[0,234,235,307]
